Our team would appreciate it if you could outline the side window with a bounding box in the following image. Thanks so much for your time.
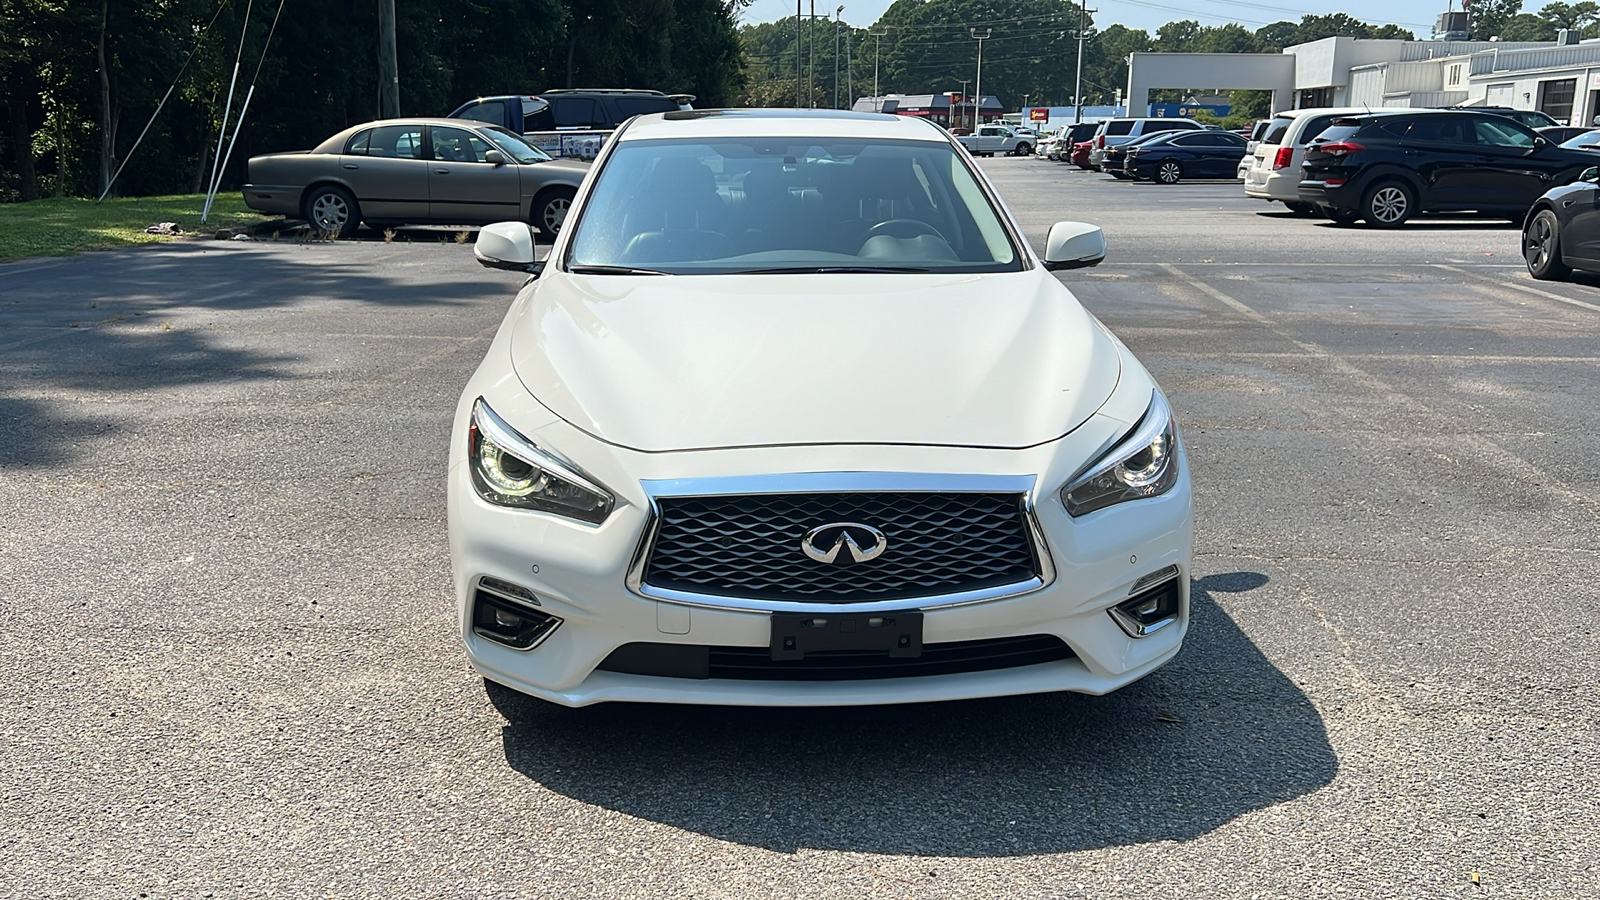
[1263,116,1293,144]
[612,96,679,118]
[366,125,424,159]
[1404,116,1467,144]
[552,98,605,129]
[1374,118,1412,138]
[344,128,373,155]
[430,126,493,163]
[525,106,555,132]
[1107,120,1134,136]
[457,100,504,125]
[1298,115,1338,144]
[1474,118,1536,149]
[1171,133,1208,146]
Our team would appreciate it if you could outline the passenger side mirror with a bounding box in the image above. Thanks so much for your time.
[1532,137,1548,150]
[1583,166,1599,183]
[1042,221,1107,271]
[475,221,543,275]
[484,149,507,166]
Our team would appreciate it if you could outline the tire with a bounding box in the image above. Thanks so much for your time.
[1015,143,1032,156]
[302,184,361,238]
[532,186,577,238]
[1284,201,1317,217]
[1156,160,1183,185]
[1362,180,1414,228]
[1524,208,1572,281]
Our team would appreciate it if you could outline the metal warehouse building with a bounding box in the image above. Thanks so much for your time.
[1128,33,1600,126]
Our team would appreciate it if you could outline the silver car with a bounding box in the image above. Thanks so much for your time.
[243,118,590,238]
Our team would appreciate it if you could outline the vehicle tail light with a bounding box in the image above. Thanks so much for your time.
[1318,141,1365,157]
[1097,134,1105,148]
[1272,147,1293,170]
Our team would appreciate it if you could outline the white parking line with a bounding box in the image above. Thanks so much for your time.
[1432,264,1600,314]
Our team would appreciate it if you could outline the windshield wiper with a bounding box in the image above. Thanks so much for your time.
[568,264,669,276]
[735,265,932,274]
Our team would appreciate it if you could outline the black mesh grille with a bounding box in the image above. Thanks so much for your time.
[598,635,1074,681]
[643,492,1039,603]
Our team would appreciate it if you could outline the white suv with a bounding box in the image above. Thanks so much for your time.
[1243,108,1406,214]
[1088,118,1203,171]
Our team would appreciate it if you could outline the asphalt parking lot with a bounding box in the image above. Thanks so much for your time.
[2,158,1596,898]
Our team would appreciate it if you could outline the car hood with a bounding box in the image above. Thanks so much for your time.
[508,269,1121,452]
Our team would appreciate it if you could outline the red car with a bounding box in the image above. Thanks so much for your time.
[1070,140,1093,169]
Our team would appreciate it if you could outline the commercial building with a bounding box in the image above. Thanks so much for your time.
[1124,32,1600,126]
[852,93,1005,128]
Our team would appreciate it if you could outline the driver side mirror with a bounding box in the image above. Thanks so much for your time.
[484,149,507,166]
[1042,221,1107,271]
[1533,136,1548,151]
[1583,166,1599,184]
[475,221,543,276]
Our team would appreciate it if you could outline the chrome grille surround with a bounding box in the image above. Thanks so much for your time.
[626,473,1056,613]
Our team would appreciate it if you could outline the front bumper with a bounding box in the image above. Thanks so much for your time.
[449,412,1193,707]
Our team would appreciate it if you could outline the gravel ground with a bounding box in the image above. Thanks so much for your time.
[1,159,1595,899]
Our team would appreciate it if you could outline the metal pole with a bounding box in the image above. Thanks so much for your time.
[958,79,970,130]
[1074,0,1087,122]
[204,84,254,221]
[808,0,815,108]
[872,31,881,104]
[796,0,803,107]
[838,6,851,108]
[846,27,852,108]
[378,0,399,117]
[971,28,990,129]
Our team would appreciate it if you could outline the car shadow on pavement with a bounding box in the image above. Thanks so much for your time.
[492,572,1336,856]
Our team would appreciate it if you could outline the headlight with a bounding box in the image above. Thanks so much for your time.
[1060,391,1180,517]
[468,398,615,525]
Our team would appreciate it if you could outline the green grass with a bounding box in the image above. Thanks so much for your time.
[0,194,267,262]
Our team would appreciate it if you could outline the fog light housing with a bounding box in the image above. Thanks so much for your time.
[1109,574,1182,638]
[472,582,561,650]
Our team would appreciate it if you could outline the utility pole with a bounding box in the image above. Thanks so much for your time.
[796,0,803,108]
[846,26,852,108]
[958,78,971,130]
[378,0,399,117]
[834,6,843,109]
[871,30,883,105]
[1074,0,1088,122]
[808,0,816,108]
[971,28,990,130]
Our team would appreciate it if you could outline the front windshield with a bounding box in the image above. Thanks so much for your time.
[482,126,552,164]
[565,137,1021,274]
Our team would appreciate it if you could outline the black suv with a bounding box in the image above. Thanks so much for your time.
[447,89,686,159]
[1299,110,1596,227]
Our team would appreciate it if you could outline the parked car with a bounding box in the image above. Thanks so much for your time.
[957,124,1033,157]
[1099,132,1169,179]
[1442,105,1559,131]
[1522,164,1600,280]
[1561,130,1600,151]
[1244,107,1407,216]
[448,88,684,159]
[1051,122,1099,161]
[1088,117,1203,170]
[1299,110,1597,227]
[454,109,1191,707]
[1070,140,1093,169]
[1539,125,1595,144]
[1125,129,1250,183]
[1034,126,1067,159]
[1244,117,1273,155]
[242,118,590,238]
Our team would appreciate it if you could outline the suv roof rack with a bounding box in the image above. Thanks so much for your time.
[542,88,669,96]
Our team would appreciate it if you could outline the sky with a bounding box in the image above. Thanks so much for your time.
[738,0,1454,39]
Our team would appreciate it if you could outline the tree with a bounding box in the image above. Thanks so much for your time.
[1501,12,1559,38]
[1468,0,1525,39]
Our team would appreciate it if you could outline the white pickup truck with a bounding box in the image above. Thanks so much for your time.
[957,125,1033,157]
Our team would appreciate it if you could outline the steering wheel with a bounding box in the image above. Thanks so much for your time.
[865,218,947,242]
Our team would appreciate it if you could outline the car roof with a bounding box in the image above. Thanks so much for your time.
[616,109,949,142]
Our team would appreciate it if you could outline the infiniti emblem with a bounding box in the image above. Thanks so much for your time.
[800,522,888,564]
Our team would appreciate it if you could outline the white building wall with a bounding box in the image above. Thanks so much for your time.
[1348,66,1389,107]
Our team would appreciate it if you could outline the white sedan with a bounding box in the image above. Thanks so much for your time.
[450,109,1193,707]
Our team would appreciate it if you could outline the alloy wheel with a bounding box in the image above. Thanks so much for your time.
[543,196,571,233]
[1369,186,1408,224]
[310,193,348,231]
[1158,162,1181,184]
[1526,215,1553,271]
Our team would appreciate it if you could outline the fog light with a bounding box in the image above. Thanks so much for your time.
[472,588,561,650]
[1109,575,1181,638]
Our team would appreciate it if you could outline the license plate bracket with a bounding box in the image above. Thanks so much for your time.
[769,612,924,661]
